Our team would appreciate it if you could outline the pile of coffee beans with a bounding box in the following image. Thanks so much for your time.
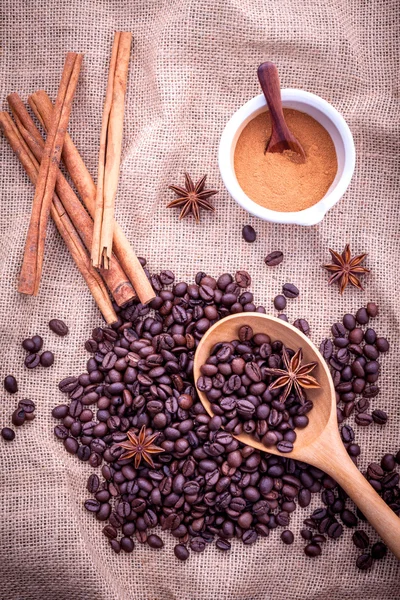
[52,266,395,569]
[319,303,389,427]
[197,326,315,453]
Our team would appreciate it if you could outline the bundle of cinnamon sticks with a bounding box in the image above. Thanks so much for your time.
[0,33,154,325]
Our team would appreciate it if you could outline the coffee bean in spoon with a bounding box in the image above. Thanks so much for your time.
[3,375,18,394]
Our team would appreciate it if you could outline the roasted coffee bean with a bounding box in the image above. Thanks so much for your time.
[282,283,299,298]
[371,542,387,559]
[381,454,396,472]
[340,509,358,527]
[265,251,284,266]
[147,534,164,549]
[319,339,333,360]
[87,474,100,493]
[372,409,388,424]
[22,338,35,352]
[25,353,40,369]
[31,335,43,352]
[49,318,69,336]
[1,427,15,441]
[12,407,26,426]
[355,308,369,325]
[304,543,321,557]
[4,375,18,394]
[274,295,286,311]
[235,271,251,288]
[352,530,369,549]
[242,225,256,243]
[18,399,35,414]
[355,413,373,426]
[281,530,294,544]
[293,319,310,335]
[356,553,372,570]
[40,351,54,367]
[174,544,189,561]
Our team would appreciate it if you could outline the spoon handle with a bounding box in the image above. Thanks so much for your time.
[317,443,400,559]
[257,62,288,137]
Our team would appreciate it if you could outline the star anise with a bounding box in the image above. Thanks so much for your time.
[264,347,320,403]
[117,425,164,468]
[167,173,218,223]
[323,244,369,294]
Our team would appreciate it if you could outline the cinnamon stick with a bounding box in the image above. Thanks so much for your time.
[91,31,132,270]
[0,111,117,325]
[18,52,83,296]
[8,93,135,308]
[28,90,155,305]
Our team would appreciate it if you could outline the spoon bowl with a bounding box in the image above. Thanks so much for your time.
[194,312,400,559]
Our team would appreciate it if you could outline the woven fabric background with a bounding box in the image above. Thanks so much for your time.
[1,0,399,598]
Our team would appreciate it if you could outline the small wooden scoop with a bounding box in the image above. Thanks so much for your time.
[194,313,400,559]
[257,62,306,163]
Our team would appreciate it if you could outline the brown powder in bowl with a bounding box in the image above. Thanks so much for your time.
[234,109,338,213]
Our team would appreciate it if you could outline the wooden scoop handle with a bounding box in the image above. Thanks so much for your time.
[315,434,400,559]
[257,62,287,133]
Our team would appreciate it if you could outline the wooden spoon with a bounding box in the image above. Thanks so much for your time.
[194,313,400,559]
[257,62,306,163]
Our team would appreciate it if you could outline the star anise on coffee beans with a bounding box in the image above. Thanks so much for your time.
[323,244,369,294]
[264,347,320,403]
[167,173,218,223]
[117,425,164,468]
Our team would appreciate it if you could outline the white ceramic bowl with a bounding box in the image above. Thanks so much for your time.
[218,90,355,226]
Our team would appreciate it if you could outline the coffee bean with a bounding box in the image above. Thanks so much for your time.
[304,543,321,557]
[242,225,256,243]
[355,308,369,325]
[319,339,333,360]
[281,530,294,544]
[22,338,35,352]
[216,538,231,551]
[274,295,287,310]
[174,544,189,560]
[4,375,18,394]
[371,541,387,559]
[356,553,372,570]
[265,251,284,266]
[282,283,299,298]
[372,409,388,425]
[340,509,358,527]
[87,474,100,493]
[18,399,35,413]
[355,413,373,426]
[49,319,69,336]
[1,427,15,441]
[235,271,251,288]
[25,353,40,369]
[147,534,164,549]
[342,314,356,330]
[381,454,396,471]
[40,351,54,367]
[12,408,26,426]
[293,319,310,336]
[352,530,369,549]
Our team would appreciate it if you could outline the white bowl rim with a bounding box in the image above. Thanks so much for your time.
[218,90,356,226]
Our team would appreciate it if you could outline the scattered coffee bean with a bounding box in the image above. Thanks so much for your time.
[371,542,387,559]
[242,225,256,243]
[372,409,387,425]
[12,407,26,426]
[22,338,35,352]
[352,530,369,549]
[49,318,69,336]
[31,335,43,352]
[304,543,321,557]
[174,544,189,561]
[281,530,294,544]
[25,353,40,369]
[282,283,299,298]
[293,319,310,336]
[18,399,35,413]
[3,375,18,394]
[265,251,284,266]
[40,351,54,367]
[1,427,15,441]
[356,553,372,570]
[274,295,287,311]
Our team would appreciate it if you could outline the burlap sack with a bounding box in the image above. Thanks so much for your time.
[1,1,399,598]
